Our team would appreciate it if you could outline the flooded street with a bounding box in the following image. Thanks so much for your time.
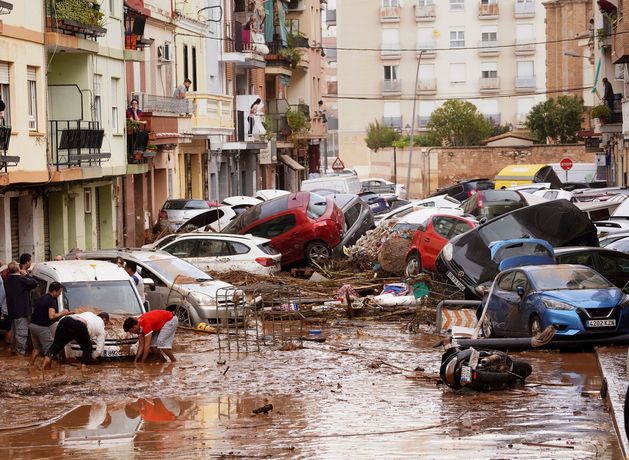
[0,323,621,459]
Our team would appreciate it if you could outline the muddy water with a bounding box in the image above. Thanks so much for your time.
[0,323,621,459]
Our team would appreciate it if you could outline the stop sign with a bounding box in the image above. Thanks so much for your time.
[560,158,573,171]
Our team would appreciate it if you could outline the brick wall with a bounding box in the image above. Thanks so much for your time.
[369,144,596,198]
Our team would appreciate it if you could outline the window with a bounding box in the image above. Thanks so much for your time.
[382,28,399,48]
[0,61,10,126]
[481,25,497,44]
[481,0,497,4]
[512,272,529,292]
[481,62,498,79]
[599,253,629,272]
[248,214,297,239]
[197,239,230,257]
[449,0,464,10]
[450,63,466,83]
[307,193,328,219]
[517,60,534,77]
[516,97,535,124]
[615,64,625,81]
[557,252,594,268]
[450,29,465,48]
[27,67,37,131]
[111,77,119,133]
[417,0,434,5]
[419,63,435,79]
[417,28,435,49]
[287,19,300,35]
[163,239,198,258]
[183,44,189,80]
[516,23,534,41]
[191,46,198,91]
[228,242,251,255]
[450,219,473,237]
[344,204,362,229]
[382,0,399,7]
[384,65,398,81]
[432,217,455,238]
[383,101,401,128]
[94,74,102,124]
[498,272,516,291]
[109,0,115,16]
[418,100,436,127]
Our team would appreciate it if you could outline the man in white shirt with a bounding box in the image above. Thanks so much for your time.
[124,261,146,305]
[43,311,109,369]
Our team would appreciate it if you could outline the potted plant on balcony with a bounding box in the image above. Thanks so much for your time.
[592,104,612,124]
[279,46,302,69]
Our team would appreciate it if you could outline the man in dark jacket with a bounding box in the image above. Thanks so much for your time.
[603,77,615,111]
[5,254,37,355]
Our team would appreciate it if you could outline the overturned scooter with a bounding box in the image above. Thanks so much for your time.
[438,344,533,391]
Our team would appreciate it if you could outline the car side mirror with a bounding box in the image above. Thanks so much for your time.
[516,286,525,297]
[143,278,156,291]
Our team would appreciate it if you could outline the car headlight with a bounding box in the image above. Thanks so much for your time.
[188,292,216,306]
[442,243,453,262]
[543,299,576,311]
[618,295,629,308]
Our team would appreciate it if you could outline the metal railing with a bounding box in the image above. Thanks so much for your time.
[480,77,500,90]
[515,1,535,17]
[515,76,536,88]
[479,2,499,16]
[417,40,437,52]
[479,40,500,53]
[382,79,402,93]
[417,78,437,92]
[381,43,401,57]
[382,116,402,129]
[415,4,436,20]
[0,125,18,172]
[48,120,109,169]
[45,0,107,38]
[131,92,191,115]
[515,37,535,53]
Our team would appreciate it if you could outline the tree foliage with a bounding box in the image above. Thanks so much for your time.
[364,120,400,151]
[425,100,492,146]
[525,96,584,144]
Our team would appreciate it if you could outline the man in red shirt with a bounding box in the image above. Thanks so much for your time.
[123,310,178,363]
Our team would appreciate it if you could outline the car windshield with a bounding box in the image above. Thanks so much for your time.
[307,193,328,219]
[163,200,209,210]
[62,280,144,314]
[223,196,290,234]
[530,267,612,290]
[143,258,213,284]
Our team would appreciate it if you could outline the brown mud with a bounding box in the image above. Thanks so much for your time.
[0,323,622,459]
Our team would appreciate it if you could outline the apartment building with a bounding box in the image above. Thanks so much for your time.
[336,0,546,173]
[323,0,339,170]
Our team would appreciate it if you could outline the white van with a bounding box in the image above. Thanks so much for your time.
[30,260,146,359]
[301,175,361,194]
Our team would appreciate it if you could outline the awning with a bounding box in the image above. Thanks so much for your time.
[280,154,304,171]
[125,0,151,16]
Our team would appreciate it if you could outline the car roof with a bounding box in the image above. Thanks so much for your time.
[167,232,270,244]
[32,260,131,282]
[76,249,179,263]
[332,193,358,208]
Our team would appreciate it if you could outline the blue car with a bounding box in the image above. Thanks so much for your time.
[482,264,629,338]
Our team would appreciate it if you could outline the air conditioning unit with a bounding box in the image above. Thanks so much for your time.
[158,43,172,62]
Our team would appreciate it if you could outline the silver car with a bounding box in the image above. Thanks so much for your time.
[72,249,245,326]
[158,199,219,232]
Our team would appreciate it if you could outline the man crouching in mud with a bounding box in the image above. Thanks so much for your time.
[123,310,178,363]
[42,311,109,369]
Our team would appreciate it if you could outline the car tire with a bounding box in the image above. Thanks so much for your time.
[529,314,542,337]
[171,305,192,327]
[405,253,422,278]
[305,241,330,264]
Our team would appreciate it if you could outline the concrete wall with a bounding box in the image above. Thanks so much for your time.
[370,144,595,198]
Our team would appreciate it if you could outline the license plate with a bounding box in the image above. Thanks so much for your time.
[446,271,466,291]
[103,349,125,358]
[587,319,616,328]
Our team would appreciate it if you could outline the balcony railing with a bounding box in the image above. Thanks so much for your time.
[188,93,234,135]
[266,41,293,68]
[515,37,535,54]
[417,78,437,93]
[515,1,535,17]
[479,2,499,17]
[380,6,401,22]
[48,120,109,169]
[515,75,536,89]
[0,125,19,172]
[415,4,436,21]
[417,40,437,56]
[382,116,402,129]
[382,79,402,94]
[479,40,500,55]
[480,77,500,91]
[381,43,401,59]
[267,98,291,141]
[45,0,107,39]
[127,126,151,164]
[131,92,191,115]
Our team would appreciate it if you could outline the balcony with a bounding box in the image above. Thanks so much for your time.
[221,21,267,68]
[235,95,267,143]
[479,2,499,18]
[265,41,293,76]
[0,126,19,172]
[612,19,629,64]
[380,6,401,23]
[127,126,151,165]
[381,43,401,60]
[515,75,536,91]
[415,3,436,22]
[48,120,109,170]
[187,93,234,136]
[417,78,437,94]
[417,40,437,58]
[479,77,500,92]
[382,79,402,96]
[326,9,336,25]
[515,1,535,18]
[123,1,150,60]
[132,92,191,115]
[479,40,500,56]
[514,37,535,55]
[45,0,106,52]
[267,99,291,142]
[382,116,402,129]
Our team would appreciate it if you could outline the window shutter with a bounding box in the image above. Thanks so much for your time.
[27,66,36,81]
[0,62,9,84]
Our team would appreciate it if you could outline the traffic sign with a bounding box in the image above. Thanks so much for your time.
[331,156,345,171]
[560,158,573,171]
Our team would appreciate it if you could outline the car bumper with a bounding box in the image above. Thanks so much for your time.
[542,309,629,337]
[67,338,138,359]
[435,255,477,295]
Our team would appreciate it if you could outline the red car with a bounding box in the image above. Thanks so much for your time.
[223,192,344,266]
[405,214,477,276]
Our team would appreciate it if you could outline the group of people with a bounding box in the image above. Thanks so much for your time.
[0,254,179,368]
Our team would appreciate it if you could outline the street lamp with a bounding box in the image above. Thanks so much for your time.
[406,49,423,198]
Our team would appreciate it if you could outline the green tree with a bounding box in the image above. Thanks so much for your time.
[425,100,492,146]
[525,96,584,144]
[364,120,400,152]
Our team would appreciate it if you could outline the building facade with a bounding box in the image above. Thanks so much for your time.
[336,0,547,175]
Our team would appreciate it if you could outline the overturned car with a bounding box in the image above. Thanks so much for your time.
[436,200,599,298]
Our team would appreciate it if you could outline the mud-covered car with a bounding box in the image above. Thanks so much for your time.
[436,200,599,298]
[332,194,375,255]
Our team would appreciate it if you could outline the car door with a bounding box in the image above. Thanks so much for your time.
[248,213,299,263]
[595,252,629,291]
[132,262,172,311]
[225,241,255,272]
[161,239,199,264]
[192,239,230,272]
[487,271,516,336]
[420,216,455,271]
[507,271,532,336]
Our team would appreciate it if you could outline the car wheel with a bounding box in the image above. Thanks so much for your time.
[305,241,330,264]
[405,253,422,277]
[529,314,542,337]
[481,315,494,338]
[172,305,192,327]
